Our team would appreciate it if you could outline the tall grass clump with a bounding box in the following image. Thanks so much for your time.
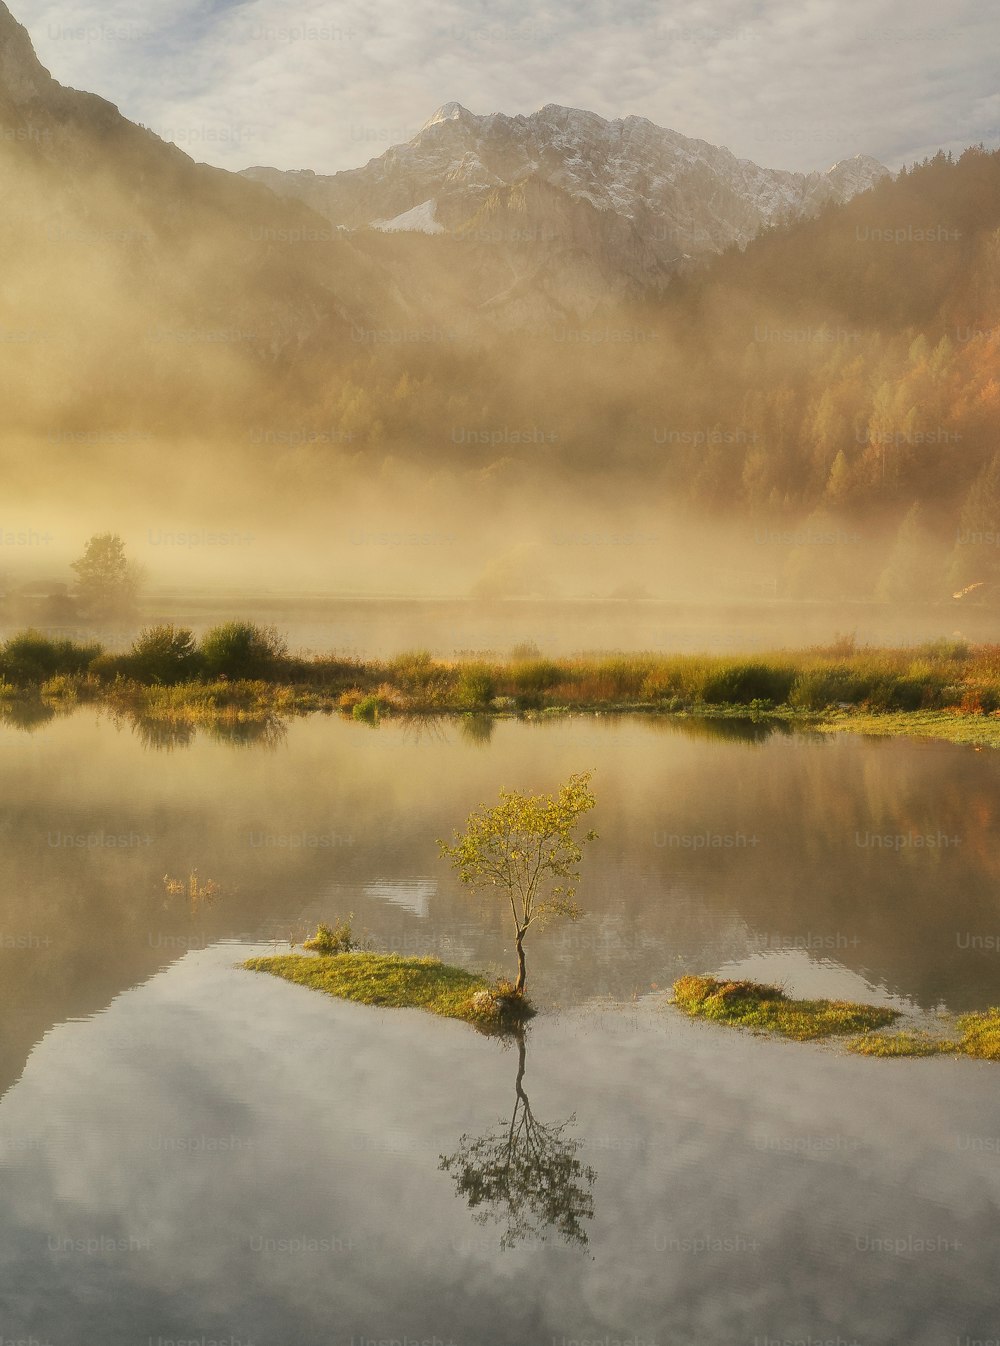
[302,919,358,954]
[700,661,796,706]
[503,658,563,708]
[456,663,496,708]
[387,650,455,704]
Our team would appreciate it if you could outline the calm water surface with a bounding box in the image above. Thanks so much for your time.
[1,710,998,1345]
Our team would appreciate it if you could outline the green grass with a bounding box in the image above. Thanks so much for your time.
[242,951,533,1033]
[955,1008,1000,1060]
[674,976,1000,1061]
[846,1030,957,1058]
[814,708,1000,749]
[672,975,899,1041]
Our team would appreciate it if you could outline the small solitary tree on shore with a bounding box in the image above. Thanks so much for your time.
[70,532,142,622]
[438,771,597,995]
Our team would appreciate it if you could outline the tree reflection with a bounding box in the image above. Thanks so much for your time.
[439,1029,596,1248]
[458,713,495,747]
[205,715,288,749]
[127,714,196,751]
[117,711,287,751]
[0,697,57,731]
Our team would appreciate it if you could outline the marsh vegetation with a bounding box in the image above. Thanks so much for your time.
[6,625,1000,748]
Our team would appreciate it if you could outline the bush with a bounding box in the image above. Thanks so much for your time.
[302,920,357,955]
[886,675,943,711]
[457,663,495,707]
[701,661,795,706]
[387,650,435,689]
[122,625,200,684]
[352,694,384,723]
[198,622,287,680]
[789,666,863,710]
[1,631,103,685]
[509,659,562,695]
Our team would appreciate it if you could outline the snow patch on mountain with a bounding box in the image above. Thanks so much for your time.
[372,198,444,233]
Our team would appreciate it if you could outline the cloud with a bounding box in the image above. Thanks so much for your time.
[12,0,1000,174]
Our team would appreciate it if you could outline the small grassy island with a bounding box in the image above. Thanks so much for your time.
[672,975,1000,1060]
[243,928,534,1035]
[242,932,1000,1063]
[671,975,898,1040]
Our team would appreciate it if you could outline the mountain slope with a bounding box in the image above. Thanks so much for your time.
[0,0,424,440]
[242,101,888,272]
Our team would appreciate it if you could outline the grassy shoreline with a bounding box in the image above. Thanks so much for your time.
[6,626,1000,747]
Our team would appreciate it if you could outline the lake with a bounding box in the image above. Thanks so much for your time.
[1,709,998,1345]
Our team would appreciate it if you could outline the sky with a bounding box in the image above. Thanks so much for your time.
[11,0,1000,176]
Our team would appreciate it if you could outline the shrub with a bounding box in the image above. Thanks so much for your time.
[198,622,287,680]
[510,659,562,695]
[88,652,130,681]
[302,920,357,955]
[338,688,366,713]
[789,665,863,710]
[1,631,103,685]
[885,676,938,711]
[387,650,435,689]
[352,694,383,722]
[122,625,200,684]
[457,663,495,707]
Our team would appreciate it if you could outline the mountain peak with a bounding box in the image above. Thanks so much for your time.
[420,101,473,131]
[241,99,888,272]
[823,153,890,193]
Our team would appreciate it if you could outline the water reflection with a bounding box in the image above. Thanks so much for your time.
[127,711,288,751]
[204,715,288,750]
[3,706,1000,1114]
[440,1028,597,1249]
[0,696,58,730]
[458,713,496,747]
[126,713,197,751]
[641,713,802,745]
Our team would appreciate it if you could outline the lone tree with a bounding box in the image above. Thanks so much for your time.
[70,532,142,621]
[438,771,597,995]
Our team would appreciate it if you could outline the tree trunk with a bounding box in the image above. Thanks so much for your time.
[513,1030,527,1102]
[515,931,526,994]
